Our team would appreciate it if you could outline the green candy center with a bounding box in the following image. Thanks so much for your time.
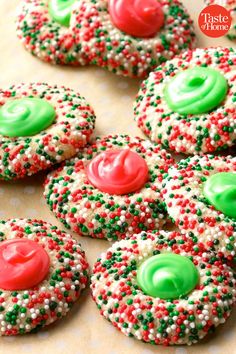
[203,172,236,219]
[164,67,228,115]
[49,0,77,27]
[137,253,199,299]
[0,98,56,137]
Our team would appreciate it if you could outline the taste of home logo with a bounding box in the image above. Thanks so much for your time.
[198,4,232,37]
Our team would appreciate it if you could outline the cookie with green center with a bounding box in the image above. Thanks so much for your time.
[44,135,174,241]
[0,218,89,336]
[70,0,196,78]
[91,230,236,345]
[134,47,236,154]
[205,0,236,40]
[16,0,90,65]
[162,154,236,259]
[0,82,96,180]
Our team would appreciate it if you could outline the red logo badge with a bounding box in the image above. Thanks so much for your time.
[198,4,232,38]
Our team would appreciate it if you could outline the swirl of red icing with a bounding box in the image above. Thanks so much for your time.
[108,0,165,38]
[86,149,149,195]
[0,239,50,291]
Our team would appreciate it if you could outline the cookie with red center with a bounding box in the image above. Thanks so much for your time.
[162,154,236,258]
[91,230,236,345]
[205,0,236,40]
[0,82,96,180]
[16,0,90,65]
[44,135,174,241]
[134,47,236,154]
[0,218,89,336]
[70,0,196,78]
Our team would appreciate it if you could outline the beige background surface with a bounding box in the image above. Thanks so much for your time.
[0,1,235,354]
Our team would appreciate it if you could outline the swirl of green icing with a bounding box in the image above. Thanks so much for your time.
[0,98,56,137]
[203,172,236,219]
[49,0,77,27]
[137,253,199,299]
[164,67,228,115]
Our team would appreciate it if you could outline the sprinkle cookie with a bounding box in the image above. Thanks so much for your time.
[205,0,236,40]
[71,0,196,78]
[91,231,236,345]
[0,82,96,180]
[134,47,236,154]
[0,218,89,336]
[16,0,89,65]
[162,154,236,258]
[44,135,174,241]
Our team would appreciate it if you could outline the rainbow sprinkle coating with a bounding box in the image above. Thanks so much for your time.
[44,135,174,241]
[0,218,89,336]
[134,47,236,154]
[205,0,236,40]
[0,83,96,180]
[16,0,89,65]
[70,0,196,78]
[162,154,236,259]
[91,231,236,345]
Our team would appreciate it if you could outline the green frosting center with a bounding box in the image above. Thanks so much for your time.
[164,67,228,115]
[203,172,236,218]
[0,98,56,137]
[137,253,199,299]
[49,0,77,27]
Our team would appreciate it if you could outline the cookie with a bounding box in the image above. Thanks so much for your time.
[0,218,89,336]
[91,230,236,345]
[134,47,236,154]
[205,0,236,40]
[162,154,236,259]
[0,82,96,180]
[44,135,174,241]
[71,0,196,78]
[16,0,89,65]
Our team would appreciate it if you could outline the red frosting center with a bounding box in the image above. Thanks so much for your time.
[86,149,149,195]
[0,239,50,291]
[108,0,165,38]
